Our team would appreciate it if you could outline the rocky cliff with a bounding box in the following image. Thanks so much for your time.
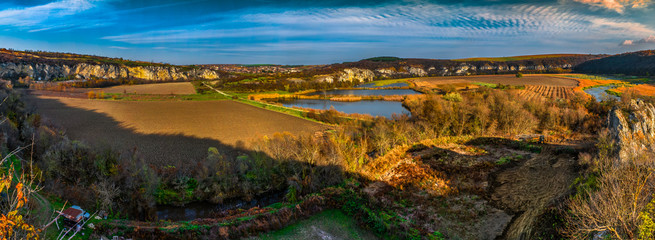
[0,49,221,81]
[608,100,655,163]
[0,62,220,81]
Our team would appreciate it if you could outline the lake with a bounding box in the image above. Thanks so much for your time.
[278,99,410,118]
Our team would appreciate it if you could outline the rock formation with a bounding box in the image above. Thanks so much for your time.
[0,62,220,81]
[608,100,655,163]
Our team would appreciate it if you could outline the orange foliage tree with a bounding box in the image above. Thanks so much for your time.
[0,163,39,239]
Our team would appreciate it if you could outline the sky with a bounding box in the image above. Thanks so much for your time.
[1,0,655,65]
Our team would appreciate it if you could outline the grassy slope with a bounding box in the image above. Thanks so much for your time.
[0,48,182,68]
[251,209,378,240]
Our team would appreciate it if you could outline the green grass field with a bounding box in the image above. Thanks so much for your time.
[472,82,498,88]
[365,79,409,87]
[250,209,378,240]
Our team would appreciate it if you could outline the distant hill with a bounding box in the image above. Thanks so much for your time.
[454,54,591,62]
[575,50,655,76]
[312,54,605,77]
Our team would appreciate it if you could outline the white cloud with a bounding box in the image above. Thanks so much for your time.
[0,0,97,27]
[109,46,129,50]
[621,35,655,45]
[622,39,635,45]
[573,0,652,13]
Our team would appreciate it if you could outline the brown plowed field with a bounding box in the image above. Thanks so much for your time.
[411,74,579,88]
[25,95,327,165]
[94,82,197,95]
[517,85,575,100]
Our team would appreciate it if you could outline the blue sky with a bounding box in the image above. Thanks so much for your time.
[1,0,655,65]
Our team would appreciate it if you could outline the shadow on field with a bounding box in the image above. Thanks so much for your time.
[24,95,244,166]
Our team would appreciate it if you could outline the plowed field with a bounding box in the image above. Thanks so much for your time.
[25,95,327,165]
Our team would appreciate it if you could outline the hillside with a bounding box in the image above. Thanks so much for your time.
[294,54,604,82]
[0,48,221,81]
[575,50,655,76]
[0,48,609,84]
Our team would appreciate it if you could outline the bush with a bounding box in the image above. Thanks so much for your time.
[442,92,462,102]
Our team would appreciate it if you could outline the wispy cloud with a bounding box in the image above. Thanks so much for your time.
[102,3,655,45]
[573,0,652,13]
[0,0,97,27]
[109,46,130,50]
[620,35,655,45]
[590,18,655,35]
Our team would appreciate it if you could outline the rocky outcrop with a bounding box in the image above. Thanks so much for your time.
[313,75,335,83]
[337,68,375,82]
[608,100,655,163]
[321,61,584,83]
[405,66,427,77]
[0,62,220,81]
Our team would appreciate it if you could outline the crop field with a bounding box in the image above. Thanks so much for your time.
[410,74,579,90]
[25,95,327,165]
[94,82,197,94]
[517,85,575,100]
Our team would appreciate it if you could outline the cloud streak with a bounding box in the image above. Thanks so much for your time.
[573,0,652,13]
[0,0,97,27]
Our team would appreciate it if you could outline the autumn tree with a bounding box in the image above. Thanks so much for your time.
[0,155,39,240]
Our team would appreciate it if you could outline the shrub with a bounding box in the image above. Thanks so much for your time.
[442,92,462,102]
[639,197,655,240]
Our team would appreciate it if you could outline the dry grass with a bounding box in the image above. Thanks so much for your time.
[330,96,362,102]
[410,74,579,90]
[561,77,625,93]
[25,95,327,163]
[94,82,197,95]
[612,84,655,96]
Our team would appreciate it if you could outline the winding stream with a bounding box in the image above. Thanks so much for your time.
[583,85,619,101]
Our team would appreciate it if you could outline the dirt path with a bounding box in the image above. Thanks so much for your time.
[489,152,578,239]
[202,82,231,97]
